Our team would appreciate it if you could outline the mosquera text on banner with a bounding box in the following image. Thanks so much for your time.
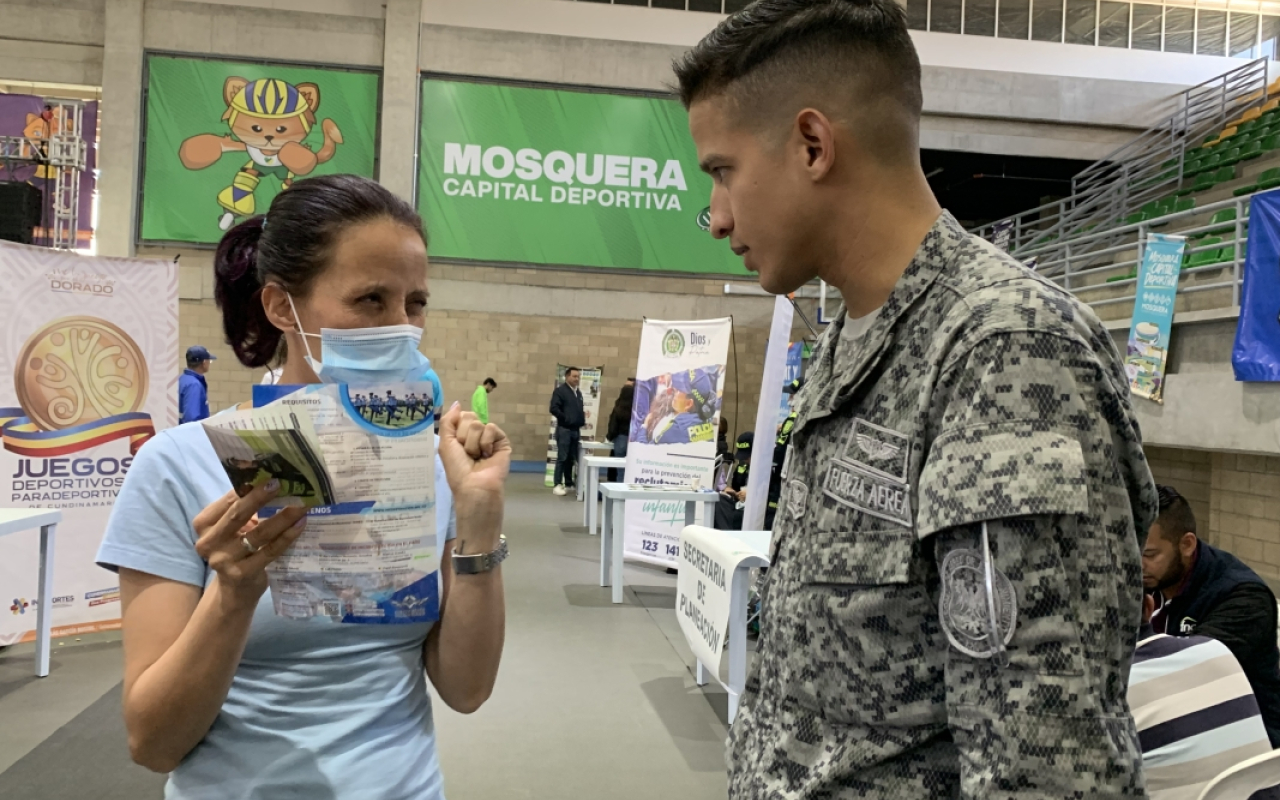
[1124,232,1186,403]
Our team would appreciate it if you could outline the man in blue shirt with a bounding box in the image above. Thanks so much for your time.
[178,346,216,424]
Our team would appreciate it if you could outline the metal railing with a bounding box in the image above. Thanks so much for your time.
[975,58,1272,259]
[1037,193,1249,314]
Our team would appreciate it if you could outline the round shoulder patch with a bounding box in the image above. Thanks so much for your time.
[939,548,1017,659]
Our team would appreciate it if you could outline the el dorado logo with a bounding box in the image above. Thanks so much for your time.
[662,329,685,358]
[696,207,711,232]
[0,317,155,457]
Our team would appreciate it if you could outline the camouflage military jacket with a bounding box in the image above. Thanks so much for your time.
[728,212,1159,799]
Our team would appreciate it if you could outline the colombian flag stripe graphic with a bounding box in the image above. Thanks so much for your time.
[0,408,155,457]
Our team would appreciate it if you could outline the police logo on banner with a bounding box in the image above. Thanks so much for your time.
[939,549,1017,659]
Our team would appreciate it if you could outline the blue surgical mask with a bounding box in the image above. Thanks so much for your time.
[289,295,428,385]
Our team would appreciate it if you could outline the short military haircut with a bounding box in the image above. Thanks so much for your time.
[484,378,497,388]
[565,367,580,376]
[1154,484,1197,542]
[674,0,922,154]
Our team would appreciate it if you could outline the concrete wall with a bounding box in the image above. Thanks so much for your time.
[166,245,807,460]
[0,0,105,85]
[142,0,384,67]
[418,21,1187,161]
[1106,316,1280,457]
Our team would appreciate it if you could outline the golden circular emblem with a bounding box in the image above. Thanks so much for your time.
[14,316,149,431]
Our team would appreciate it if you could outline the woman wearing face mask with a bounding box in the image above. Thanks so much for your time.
[95,175,507,799]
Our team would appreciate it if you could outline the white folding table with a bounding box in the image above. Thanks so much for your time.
[576,441,613,502]
[0,508,62,677]
[583,455,626,535]
[692,529,772,724]
[598,483,716,604]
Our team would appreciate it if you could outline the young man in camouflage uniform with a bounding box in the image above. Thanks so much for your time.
[676,1,1159,797]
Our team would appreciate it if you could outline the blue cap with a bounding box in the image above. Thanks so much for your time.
[672,367,720,420]
[186,346,216,362]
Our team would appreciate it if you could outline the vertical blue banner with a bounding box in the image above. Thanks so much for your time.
[1233,191,1280,381]
[1125,233,1186,403]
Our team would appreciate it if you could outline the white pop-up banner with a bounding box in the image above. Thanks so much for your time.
[624,318,731,566]
[0,241,177,644]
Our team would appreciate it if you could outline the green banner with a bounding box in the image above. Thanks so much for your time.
[140,55,379,244]
[418,79,746,275]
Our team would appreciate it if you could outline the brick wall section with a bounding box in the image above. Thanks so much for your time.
[1145,445,1212,543]
[1211,452,1280,582]
[178,299,258,416]
[1143,446,1280,584]
[176,298,776,462]
[423,309,771,462]
[428,261,738,297]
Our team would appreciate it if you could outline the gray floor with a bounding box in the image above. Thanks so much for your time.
[0,474,729,799]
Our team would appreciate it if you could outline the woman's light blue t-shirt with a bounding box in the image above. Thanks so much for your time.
[96,420,454,800]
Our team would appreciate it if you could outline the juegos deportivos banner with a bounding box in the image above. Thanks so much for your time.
[418,77,748,275]
[0,242,177,644]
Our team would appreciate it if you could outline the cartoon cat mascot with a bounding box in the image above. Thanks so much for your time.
[179,76,343,231]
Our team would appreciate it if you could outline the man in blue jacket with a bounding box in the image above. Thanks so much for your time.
[1144,484,1280,746]
[178,346,216,424]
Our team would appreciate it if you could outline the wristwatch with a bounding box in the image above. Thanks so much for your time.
[453,535,508,575]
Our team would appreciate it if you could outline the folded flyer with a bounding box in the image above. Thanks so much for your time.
[203,382,440,625]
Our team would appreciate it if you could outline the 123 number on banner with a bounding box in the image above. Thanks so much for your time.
[641,539,681,558]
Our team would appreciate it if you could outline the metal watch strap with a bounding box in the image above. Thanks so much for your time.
[453,535,508,575]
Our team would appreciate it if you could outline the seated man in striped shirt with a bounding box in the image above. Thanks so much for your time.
[1130,591,1277,798]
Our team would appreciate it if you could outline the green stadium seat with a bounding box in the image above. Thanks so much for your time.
[1188,152,1221,177]
[1261,167,1280,191]
[1186,237,1225,268]
[1220,146,1243,165]
[1139,200,1162,216]
[1262,134,1280,151]
[1177,171,1219,196]
[1214,166,1236,183]
[1238,140,1264,162]
[1204,208,1237,235]
[1151,196,1195,228]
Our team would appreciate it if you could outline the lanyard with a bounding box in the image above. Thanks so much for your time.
[982,521,1010,668]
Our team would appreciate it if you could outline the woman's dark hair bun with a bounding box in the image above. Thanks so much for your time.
[212,175,426,369]
[213,215,278,368]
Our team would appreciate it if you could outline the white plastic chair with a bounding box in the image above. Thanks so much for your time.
[1197,749,1280,800]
